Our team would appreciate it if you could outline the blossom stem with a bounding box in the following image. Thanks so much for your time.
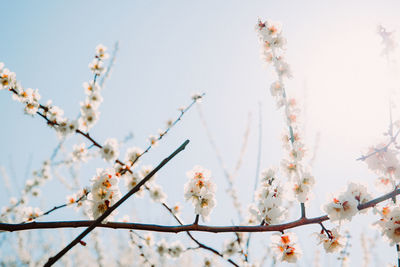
[300,203,306,218]
[319,222,332,239]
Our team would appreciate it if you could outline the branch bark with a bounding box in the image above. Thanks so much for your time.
[2,188,398,234]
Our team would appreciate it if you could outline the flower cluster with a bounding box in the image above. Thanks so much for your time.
[66,188,89,210]
[80,45,108,132]
[23,160,52,197]
[100,138,119,162]
[256,20,290,80]
[87,168,121,220]
[116,160,167,203]
[248,168,287,225]
[323,182,372,223]
[0,63,16,90]
[156,239,184,259]
[71,143,89,162]
[0,63,42,116]
[88,44,108,75]
[377,25,397,56]
[124,171,145,197]
[270,232,302,263]
[256,20,315,204]
[0,45,109,140]
[129,232,185,266]
[373,205,400,245]
[363,143,400,191]
[315,228,346,253]
[184,166,217,221]
[0,160,54,222]
[221,239,241,259]
[125,147,144,168]
[21,207,43,222]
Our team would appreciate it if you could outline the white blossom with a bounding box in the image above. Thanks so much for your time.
[148,134,159,147]
[124,171,144,197]
[270,232,302,263]
[71,143,89,162]
[125,147,144,167]
[184,165,217,221]
[0,66,16,90]
[250,167,287,225]
[89,59,105,75]
[88,168,121,220]
[83,80,100,95]
[168,241,184,258]
[95,44,109,60]
[100,138,119,162]
[156,239,169,257]
[148,183,167,203]
[22,207,43,222]
[222,239,241,258]
[323,191,358,223]
[316,228,346,253]
[374,205,400,245]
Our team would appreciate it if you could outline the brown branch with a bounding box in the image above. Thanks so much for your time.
[8,88,200,177]
[3,188,398,234]
[43,139,190,266]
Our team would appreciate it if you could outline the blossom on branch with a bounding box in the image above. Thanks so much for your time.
[249,167,287,225]
[22,207,43,222]
[374,205,400,246]
[184,165,217,222]
[323,191,359,223]
[71,143,89,162]
[87,168,121,220]
[270,232,302,263]
[315,228,346,253]
[100,138,120,162]
[125,146,144,167]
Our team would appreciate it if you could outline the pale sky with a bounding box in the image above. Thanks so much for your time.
[1,1,400,266]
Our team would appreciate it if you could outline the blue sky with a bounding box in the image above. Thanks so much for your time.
[2,0,400,265]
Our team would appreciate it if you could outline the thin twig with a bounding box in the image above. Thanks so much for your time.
[357,128,400,161]
[245,103,262,261]
[21,192,89,223]
[99,42,119,88]
[253,102,263,191]
[231,112,252,180]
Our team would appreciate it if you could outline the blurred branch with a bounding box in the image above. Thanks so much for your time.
[197,104,246,221]
[99,41,119,88]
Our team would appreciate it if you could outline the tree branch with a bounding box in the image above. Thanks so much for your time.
[3,187,398,234]
[43,139,190,266]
